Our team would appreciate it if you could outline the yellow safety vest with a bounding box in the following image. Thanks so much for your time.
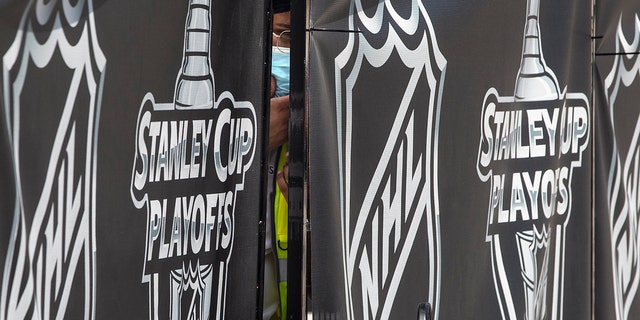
[274,143,288,319]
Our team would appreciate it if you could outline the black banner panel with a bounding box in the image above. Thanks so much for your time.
[308,0,592,319]
[0,0,267,319]
[594,1,640,319]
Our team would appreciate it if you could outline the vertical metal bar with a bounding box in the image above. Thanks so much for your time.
[590,0,596,319]
[256,0,272,318]
[289,0,307,317]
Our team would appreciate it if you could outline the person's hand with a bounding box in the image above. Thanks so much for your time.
[269,95,289,151]
[276,152,289,201]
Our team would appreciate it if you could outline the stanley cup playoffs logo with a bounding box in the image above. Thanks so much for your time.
[130,0,256,319]
[604,14,640,320]
[334,0,445,318]
[476,0,589,319]
[1,1,105,319]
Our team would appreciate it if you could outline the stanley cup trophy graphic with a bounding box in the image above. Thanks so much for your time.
[477,0,590,319]
[129,0,257,318]
[334,0,445,318]
[1,1,105,319]
[512,0,558,319]
[140,1,216,319]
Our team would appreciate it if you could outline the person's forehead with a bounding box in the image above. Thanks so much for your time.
[273,11,290,28]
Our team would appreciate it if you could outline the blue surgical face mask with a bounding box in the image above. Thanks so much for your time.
[271,46,290,97]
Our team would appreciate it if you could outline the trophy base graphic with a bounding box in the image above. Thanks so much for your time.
[169,262,214,320]
[516,227,550,320]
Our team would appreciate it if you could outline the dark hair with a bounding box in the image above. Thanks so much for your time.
[273,0,290,13]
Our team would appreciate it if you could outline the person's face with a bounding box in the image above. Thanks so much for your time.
[272,11,291,48]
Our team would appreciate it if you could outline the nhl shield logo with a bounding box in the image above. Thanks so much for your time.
[334,0,445,318]
[604,14,640,320]
[1,1,105,319]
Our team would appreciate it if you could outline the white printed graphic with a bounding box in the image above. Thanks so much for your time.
[1,1,105,319]
[129,1,256,319]
[476,0,589,319]
[604,14,640,320]
[334,0,445,319]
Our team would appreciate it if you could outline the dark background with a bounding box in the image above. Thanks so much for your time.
[2,0,634,319]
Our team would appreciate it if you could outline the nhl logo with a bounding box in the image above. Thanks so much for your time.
[0,1,105,319]
[604,14,640,320]
[334,0,445,318]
